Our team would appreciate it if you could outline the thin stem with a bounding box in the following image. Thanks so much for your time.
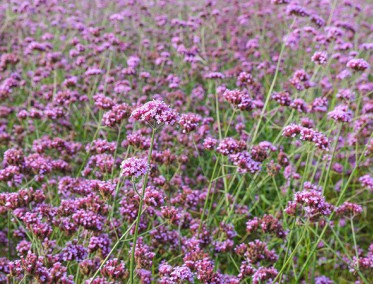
[296,133,373,281]
[321,124,342,194]
[129,127,156,283]
[351,218,359,271]
[251,18,296,144]
[89,220,137,283]
[198,156,220,236]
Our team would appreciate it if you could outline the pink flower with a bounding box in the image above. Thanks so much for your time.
[328,105,353,122]
[311,51,328,65]
[346,58,370,71]
[120,157,149,178]
[131,100,179,127]
[179,113,201,133]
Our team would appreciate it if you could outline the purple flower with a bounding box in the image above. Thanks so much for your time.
[286,190,334,220]
[346,58,370,71]
[335,202,362,218]
[252,266,278,284]
[312,51,328,65]
[229,151,262,174]
[360,175,373,192]
[179,113,202,133]
[131,100,179,127]
[217,137,246,156]
[328,105,353,123]
[283,124,329,150]
[101,258,128,280]
[120,157,149,178]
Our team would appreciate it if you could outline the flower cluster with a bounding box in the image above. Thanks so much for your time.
[311,51,328,65]
[285,190,334,221]
[131,100,179,127]
[328,105,353,123]
[223,89,255,111]
[346,58,370,71]
[120,157,149,178]
[283,124,329,150]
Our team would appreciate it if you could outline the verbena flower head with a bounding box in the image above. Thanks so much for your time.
[131,100,179,127]
[120,157,149,178]
[335,202,362,218]
[179,113,202,133]
[283,124,329,150]
[346,58,370,71]
[272,91,292,106]
[217,137,246,156]
[272,0,290,5]
[252,267,278,284]
[311,51,328,65]
[360,174,373,192]
[229,151,262,174]
[223,89,255,111]
[285,190,334,221]
[328,105,353,123]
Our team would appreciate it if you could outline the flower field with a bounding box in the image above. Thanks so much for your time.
[0,0,372,283]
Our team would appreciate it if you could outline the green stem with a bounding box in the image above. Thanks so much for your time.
[198,156,220,236]
[251,18,296,144]
[321,124,342,194]
[129,127,156,283]
[89,220,137,283]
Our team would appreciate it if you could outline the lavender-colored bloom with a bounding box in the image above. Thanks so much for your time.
[102,103,132,127]
[312,51,328,65]
[315,275,334,284]
[101,258,128,280]
[286,190,334,220]
[286,5,310,17]
[217,137,246,155]
[336,89,355,101]
[335,202,362,218]
[204,72,225,79]
[272,0,290,5]
[179,113,201,133]
[131,100,179,126]
[59,240,88,262]
[349,244,373,273]
[283,124,329,150]
[311,97,328,113]
[328,105,353,122]
[236,72,254,87]
[252,266,278,284]
[169,265,194,283]
[229,151,262,174]
[360,175,373,192]
[346,58,370,71]
[223,89,255,111]
[120,157,149,178]
[272,91,292,106]
[85,68,103,76]
[203,137,218,150]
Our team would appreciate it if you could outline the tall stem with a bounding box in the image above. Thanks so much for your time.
[321,124,342,194]
[129,127,156,283]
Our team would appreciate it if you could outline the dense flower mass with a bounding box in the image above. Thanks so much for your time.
[0,0,372,283]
